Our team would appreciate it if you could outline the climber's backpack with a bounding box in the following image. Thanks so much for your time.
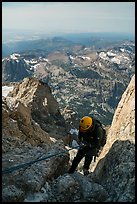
[95,119,107,148]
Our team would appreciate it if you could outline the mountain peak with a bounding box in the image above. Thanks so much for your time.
[8,77,68,139]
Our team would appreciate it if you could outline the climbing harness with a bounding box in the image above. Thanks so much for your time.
[2,145,80,175]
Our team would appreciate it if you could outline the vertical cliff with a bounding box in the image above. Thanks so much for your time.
[91,74,135,202]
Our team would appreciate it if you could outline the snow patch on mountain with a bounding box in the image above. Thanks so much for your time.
[2,86,14,97]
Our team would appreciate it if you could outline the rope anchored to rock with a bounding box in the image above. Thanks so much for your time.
[2,145,80,175]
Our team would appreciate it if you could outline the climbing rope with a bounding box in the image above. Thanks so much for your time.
[2,145,80,175]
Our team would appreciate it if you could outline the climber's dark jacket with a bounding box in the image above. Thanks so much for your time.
[78,117,106,155]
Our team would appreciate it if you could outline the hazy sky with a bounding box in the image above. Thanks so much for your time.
[2,2,135,35]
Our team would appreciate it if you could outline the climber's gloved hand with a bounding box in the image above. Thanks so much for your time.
[79,141,88,149]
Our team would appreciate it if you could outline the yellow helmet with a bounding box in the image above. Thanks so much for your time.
[79,116,93,132]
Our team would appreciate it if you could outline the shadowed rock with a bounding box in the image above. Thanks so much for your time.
[7,77,69,142]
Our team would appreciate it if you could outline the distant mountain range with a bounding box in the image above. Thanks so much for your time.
[2,36,135,126]
[2,32,134,57]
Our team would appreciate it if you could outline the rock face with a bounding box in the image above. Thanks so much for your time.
[2,97,52,147]
[2,140,70,202]
[92,74,135,162]
[107,74,135,143]
[8,77,68,141]
[91,74,135,202]
[2,75,135,202]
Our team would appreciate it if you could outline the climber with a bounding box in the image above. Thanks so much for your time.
[68,116,106,175]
